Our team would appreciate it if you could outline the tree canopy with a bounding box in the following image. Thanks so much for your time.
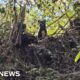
[0,0,80,36]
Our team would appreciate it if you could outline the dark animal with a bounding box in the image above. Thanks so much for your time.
[12,23,37,49]
[20,33,37,48]
[70,18,80,30]
[38,20,47,39]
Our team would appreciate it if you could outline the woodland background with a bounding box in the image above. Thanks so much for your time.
[0,0,80,80]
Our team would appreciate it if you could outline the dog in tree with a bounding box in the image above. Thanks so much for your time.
[38,20,47,39]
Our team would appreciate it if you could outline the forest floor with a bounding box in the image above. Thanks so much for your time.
[0,26,80,80]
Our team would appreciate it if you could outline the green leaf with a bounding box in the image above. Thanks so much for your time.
[66,10,75,17]
[74,51,80,63]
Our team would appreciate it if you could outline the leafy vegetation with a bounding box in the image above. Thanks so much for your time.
[0,0,80,80]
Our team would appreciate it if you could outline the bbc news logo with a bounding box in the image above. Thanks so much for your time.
[0,71,20,77]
